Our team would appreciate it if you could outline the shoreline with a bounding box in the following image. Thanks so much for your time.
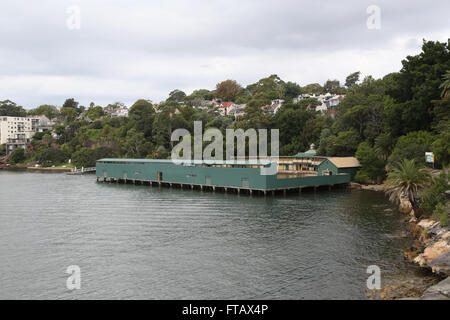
[352,182,450,300]
[0,166,71,172]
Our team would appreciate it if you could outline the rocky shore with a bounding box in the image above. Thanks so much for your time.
[404,218,450,299]
[352,182,450,300]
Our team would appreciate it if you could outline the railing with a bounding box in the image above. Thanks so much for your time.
[70,167,96,174]
[6,138,27,144]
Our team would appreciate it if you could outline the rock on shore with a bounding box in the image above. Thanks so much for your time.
[421,276,450,300]
[413,219,450,276]
[404,218,450,300]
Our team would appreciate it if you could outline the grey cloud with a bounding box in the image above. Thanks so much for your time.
[0,0,449,107]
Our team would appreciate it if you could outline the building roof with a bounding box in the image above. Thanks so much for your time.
[326,157,360,168]
[97,158,272,166]
[220,102,234,108]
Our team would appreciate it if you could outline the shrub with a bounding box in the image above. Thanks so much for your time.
[419,172,449,214]
[72,148,96,168]
[8,148,26,164]
[36,148,68,167]
[354,170,371,184]
[432,202,449,227]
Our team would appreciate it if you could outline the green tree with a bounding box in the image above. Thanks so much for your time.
[36,148,68,167]
[215,80,242,101]
[282,81,302,101]
[345,71,361,88]
[167,89,186,102]
[325,129,361,156]
[439,70,450,98]
[302,83,323,95]
[355,141,386,182]
[374,133,395,160]
[273,108,316,155]
[28,105,60,119]
[86,106,104,120]
[8,148,26,164]
[388,131,434,165]
[62,98,79,109]
[385,159,431,209]
[72,148,96,167]
[0,100,27,117]
[323,79,341,94]
[419,172,449,214]
[386,40,450,133]
[60,107,77,122]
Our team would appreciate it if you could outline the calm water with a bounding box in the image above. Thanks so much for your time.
[0,171,424,299]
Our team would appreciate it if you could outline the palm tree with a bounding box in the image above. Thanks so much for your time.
[440,70,450,98]
[385,159,431,208]
[375,133,394,160]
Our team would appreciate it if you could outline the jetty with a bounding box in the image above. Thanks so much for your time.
[66,167,96,175]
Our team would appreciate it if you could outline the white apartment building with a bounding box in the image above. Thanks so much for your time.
[0,116,52,153]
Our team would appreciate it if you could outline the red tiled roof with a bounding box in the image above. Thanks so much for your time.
[220,102,234,108]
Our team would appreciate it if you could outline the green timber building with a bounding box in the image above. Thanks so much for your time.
[96,156,360,195]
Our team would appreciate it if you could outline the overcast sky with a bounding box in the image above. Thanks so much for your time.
[0,0,449,109]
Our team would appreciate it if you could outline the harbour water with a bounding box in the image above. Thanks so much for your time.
[0,171,426,299]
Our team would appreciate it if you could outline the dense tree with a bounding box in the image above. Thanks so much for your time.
[388,131,434,166]
[8,148,26,164]
[215,80,242,101]
[302,83,323,95]
[36,148,68,167]
[386,40,450,133]
[62,98,79,109]
[86,106,104,120]
[440,70,450,98]
[28,105,60,119]
[323,79,341,94]
[325,129,360,156]
[167,89,186,102]
[345,71,361,88]
[0,100,27,117]
[129,99,155,138]
[355,141,386,183]
[282,81,302,101]
[385,159,431,213]
[273,107,317,155]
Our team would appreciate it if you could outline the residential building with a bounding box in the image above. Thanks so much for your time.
[294,93,345,114]
[218,102,234,116]
[111,107,129,117]
[0,116,53,154]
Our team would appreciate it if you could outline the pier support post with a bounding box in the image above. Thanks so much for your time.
[224,187,227,193]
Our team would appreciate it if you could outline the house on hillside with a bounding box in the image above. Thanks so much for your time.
[219,102,234,116]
